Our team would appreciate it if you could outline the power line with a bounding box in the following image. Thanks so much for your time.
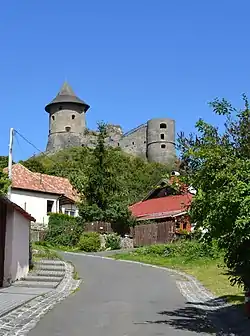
[14,130,43,155]
[13,129,64,169]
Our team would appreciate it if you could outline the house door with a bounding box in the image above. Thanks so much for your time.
[0,201,7,287]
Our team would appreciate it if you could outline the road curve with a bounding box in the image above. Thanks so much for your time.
[27,253,214,336]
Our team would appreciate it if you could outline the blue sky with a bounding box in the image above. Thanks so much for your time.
[1,0,250,161]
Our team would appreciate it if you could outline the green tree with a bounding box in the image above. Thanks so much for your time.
[71,122,135,234]
[0,171,10,195]
[20,156,46,173]
[178,94,250,289]
[0,156,9,170]
[0,156,11,195]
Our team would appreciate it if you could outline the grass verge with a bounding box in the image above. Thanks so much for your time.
[33,242,80,253]
[112,250,244,304]
[32,243,62,262]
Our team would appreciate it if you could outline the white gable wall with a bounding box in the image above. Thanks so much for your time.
[10,189,60,227]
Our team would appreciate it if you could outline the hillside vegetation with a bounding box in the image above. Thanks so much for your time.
[20,146,174,206]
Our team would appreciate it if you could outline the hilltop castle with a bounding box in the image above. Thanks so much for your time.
[45,82,176,165]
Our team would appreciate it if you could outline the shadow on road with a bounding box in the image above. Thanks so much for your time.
[139,296,250,335]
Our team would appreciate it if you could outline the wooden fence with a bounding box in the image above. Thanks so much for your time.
[132,221,175,247]
[84,221,113,233]
[30,220,175,247]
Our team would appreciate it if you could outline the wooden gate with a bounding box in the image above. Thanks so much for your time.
[0,200,7,287]
[133,221,175,247]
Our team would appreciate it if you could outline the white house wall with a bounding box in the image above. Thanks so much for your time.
[10,189,59,228]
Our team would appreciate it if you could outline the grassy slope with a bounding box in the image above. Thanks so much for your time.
[32,243,62,262]
[113,253,244,304]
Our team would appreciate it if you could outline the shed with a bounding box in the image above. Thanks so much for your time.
[0,196,35,287]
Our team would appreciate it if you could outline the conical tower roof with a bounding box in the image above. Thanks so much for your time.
[45,82,90,113]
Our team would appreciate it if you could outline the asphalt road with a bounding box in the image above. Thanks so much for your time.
[28,253,214,336]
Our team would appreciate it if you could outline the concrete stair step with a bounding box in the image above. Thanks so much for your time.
[13,281,58,289]
[35,264,65,271]
[33,270,65,278]
[35,260,65,266]
[23,275,62,282]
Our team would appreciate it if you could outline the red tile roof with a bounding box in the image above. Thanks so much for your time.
[5,164,78,202]
[129,193,193,220]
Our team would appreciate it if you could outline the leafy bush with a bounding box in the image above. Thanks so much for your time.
[78,232,101,252]
[135,240,221,261]
[105,233,121,250]
[45,213,84,247]
[135,244,167,256]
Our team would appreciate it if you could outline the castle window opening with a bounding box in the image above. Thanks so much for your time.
[65,126,71,132]
[118,143,120,146]
[52,115,55,120]
[161,144,166,149]
[160,133,165,140]
[72,115,75,120]
[160,123,167,129]
[132,142,135,145]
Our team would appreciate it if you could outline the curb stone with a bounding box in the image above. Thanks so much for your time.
[0,261,81,336]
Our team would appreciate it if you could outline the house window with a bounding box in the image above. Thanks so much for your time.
[65,209,75,217]
[47,200,54,214]
[160,134,165,140]
[183,223,187,230]
[72,115,75,120]
[160,123,167,129]
[161,144,166,149]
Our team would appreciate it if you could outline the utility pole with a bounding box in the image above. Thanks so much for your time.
[7,128,14,199]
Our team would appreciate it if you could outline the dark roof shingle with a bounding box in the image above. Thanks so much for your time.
[45,82,90,113]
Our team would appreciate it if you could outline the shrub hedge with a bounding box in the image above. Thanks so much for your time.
[78,232,101,252]
[105,233,121,250]
[134,240,221,261]
[45,213,84,247]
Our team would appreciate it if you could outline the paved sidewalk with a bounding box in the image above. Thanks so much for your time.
[0,287,51,318]
[0,259,65,319]
[0,259,80,336]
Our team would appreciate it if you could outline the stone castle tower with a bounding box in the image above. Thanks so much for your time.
[45,82,176,165]
[45,82,90,151]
